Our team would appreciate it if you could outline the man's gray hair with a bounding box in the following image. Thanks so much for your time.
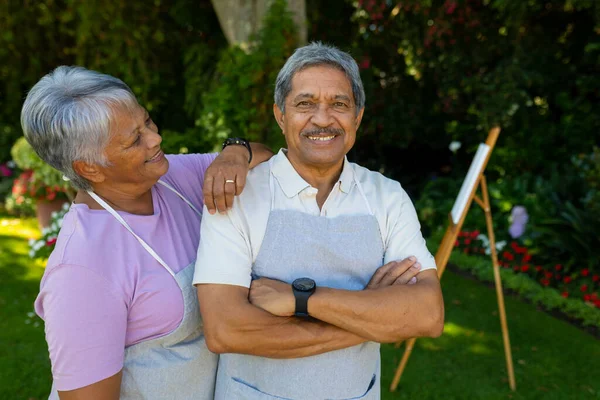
[274,42,365,116]
[21,66,138,190]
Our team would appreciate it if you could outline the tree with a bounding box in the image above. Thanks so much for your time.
[211,0,306,46]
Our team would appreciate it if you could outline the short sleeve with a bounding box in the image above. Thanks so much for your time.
[193,205,253,288]
[383,185,437,271]
[162,153,219,208]
[34,264,128,391]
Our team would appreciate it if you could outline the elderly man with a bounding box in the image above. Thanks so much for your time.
[194,42,444,399]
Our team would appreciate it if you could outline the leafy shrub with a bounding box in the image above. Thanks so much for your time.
[198,0,298,150]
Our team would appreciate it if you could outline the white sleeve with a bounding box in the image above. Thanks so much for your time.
[193,204,253,288]
[383,183,437,271]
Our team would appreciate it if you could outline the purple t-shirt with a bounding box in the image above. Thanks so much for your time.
[34,153,217,391]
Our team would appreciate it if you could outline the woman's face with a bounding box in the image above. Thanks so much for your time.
[97,103,169,190]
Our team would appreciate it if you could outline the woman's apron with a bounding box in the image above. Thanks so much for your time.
[214,159,385,400]
[48,180,218,399]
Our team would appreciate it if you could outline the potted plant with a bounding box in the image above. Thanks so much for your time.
[10,137,73,228]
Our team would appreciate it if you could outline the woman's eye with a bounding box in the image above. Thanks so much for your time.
[297,101,311,107]
[145,117,153,126]
[133,134,141,145]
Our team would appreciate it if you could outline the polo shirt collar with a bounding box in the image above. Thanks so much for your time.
[271,149,356,198]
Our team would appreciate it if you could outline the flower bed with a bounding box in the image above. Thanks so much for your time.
[451,230,600,329]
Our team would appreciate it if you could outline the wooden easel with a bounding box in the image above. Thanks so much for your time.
[389,126,516,392]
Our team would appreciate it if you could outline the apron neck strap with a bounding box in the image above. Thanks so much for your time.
[87,180,199,278]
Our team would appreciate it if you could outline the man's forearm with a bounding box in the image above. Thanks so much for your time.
[198,285,365,358]
[249,142,273,167]
[307,270,444,343]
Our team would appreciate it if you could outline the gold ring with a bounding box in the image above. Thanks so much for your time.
[225,179,235,184]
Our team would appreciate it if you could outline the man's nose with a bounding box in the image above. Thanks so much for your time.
[310,104,334,127]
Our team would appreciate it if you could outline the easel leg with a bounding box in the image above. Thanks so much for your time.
[389,338,416,392]
[390,224,458,392]
[481,176,516,391]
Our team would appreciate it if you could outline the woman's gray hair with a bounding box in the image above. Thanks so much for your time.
[274,42,365,116]
[20,66,139,190]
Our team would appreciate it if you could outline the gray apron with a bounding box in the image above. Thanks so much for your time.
[214,160,385,400]
[48,180,218,399]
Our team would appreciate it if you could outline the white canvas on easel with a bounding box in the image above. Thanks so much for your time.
[451,143,490,224]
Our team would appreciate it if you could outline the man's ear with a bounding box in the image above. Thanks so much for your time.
[273,103,285,133]
[355,107,365,131]
[72,160,105,184]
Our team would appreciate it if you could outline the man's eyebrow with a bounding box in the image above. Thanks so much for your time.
[292,93,315,102]
[334,94,352,102]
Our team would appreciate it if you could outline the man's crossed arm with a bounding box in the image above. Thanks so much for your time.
[197,257,444,359]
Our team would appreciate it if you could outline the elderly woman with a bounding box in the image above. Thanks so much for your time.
[24,66,272,399]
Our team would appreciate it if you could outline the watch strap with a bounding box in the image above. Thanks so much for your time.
[294,290,311,317]
[222,137,252,164]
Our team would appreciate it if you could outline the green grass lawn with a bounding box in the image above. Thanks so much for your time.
[1,216,599,399]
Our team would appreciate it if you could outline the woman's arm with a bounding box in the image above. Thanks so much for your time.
[58,372,122,400]
[203,142,273,214]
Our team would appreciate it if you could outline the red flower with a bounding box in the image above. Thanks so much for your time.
[46,237,57,246]
[454,240,459,247]
[563,276,572,284]
[581,284,588,292]
[592,293,599,300]
[584,294,592,302]
[593,275,599,282]
[540,278,550,286]
[513,266,519,272]
[464,239,472,245]
[582,269,589,277]
[521,265,530,272]
[555,264,562,271]
[502,251,514,261]
[594,300,600,308]
[561,292,569,298]
[458,231,466,237]
[523,254,532,263]
[544,271,553,279]
[471,230,480,238]
[535,266,543,272]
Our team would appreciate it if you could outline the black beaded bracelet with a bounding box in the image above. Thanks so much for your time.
[222,137,252,164]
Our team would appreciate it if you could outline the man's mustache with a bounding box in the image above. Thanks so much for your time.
[301,127,344,136]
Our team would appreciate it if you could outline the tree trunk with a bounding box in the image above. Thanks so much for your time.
[211,0,306,46]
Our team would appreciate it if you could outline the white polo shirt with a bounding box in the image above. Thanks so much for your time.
[193,149,436,288]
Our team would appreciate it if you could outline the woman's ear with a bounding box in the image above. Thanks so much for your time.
[72,160,105,184]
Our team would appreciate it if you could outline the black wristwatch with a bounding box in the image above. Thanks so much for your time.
[222,137,252,164]
[292,277,316,317]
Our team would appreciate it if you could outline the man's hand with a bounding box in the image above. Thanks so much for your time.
[250,256,421,317]
[249,278,295,317]
[366,256,421,289]
[203,146,249,215]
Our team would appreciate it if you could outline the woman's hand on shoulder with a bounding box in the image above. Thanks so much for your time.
[203,146,250,215]
[203,143,273,215]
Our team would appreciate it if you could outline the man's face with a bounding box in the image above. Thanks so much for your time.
[274,65,364,171]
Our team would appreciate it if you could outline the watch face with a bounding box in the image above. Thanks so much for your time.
[293,277,315,292]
